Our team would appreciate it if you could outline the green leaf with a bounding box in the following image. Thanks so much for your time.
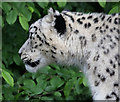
[109,5,120,14]
[66,96,74,100]
[39,66,50,74]
[14,91,24,100]
[6,9,18,25]
[2,85,15,100]
[27,2,41,17]
[31,84,43,95]
[64,79,73,98]
[2,3,11,13]
[50,76,64,88]
[83,76,88,87]
[11,2,32,21]
[0,2,2,8]
[45,86,55,92]
[75,78,83,94]
[0,91,2,101]
[98,0,106,8]
[13,54,22,65]
[37,1,48,9]
[21,7,32,21]
[36,74,45,81]
[50,64,60,70]
[57,0,67,8]
[56,68,71,79]
[28,6,34,13]
[0,16,2,27]
[19,15,29,31]
[23,79,36,89]
[48,68,56,74]
[2,64,13,76]
[41,96,53,100]
[54,91,61,97]
[36,76,47,90]
[2,69,14,87]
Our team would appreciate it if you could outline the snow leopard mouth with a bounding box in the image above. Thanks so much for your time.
[25,60,40,67]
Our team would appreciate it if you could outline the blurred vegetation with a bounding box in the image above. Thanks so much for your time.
[1,1,120,101]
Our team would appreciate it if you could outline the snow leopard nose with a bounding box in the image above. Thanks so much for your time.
[18,52,22,57]
[18,47,23,57]
[18,39,30,57]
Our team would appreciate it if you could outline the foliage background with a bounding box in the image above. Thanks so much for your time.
[1,1,120,101]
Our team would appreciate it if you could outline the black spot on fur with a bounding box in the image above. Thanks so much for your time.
[33,26,38,31]
[77,18,83,24]
[112,13,116,16]
[49,38,52,41]
[97,74,100,78]
[74,30,79,34]
[106,95,112,99]
[106,34,111,38]
[60,51,63,55]
[35,32,37,35]
[39,44,42,46]
[93,55,100,61]
[39,28,41,32]
[110,59,113,64]
[103,49,109,55]
[91,34,96,42]
[54,14,66,36]
[93,66,97,74]
[115,54,120,61]
[88,23,91,28]
[93,17,99,23]
[34,45,38,48]
[51,55,56,59]
[114,83,119,87]
[113,64,116,68]
[102,23,105,26]
[51,50,56,54]
[94,80,100,86]
[106,25,109,29]
[79,36,87,47]
[84,23,87,28]
[114,18,120,24]
[101,15,105,21]
[69,24,72,31]
[63,13,74,22]
[101,75,106,82]
[106,68,115,76]
[37,35,43,43]
[107,16,111,21]
[87,63,91,69]
[100,30,103,33]
[95,26,99,30]
[108,18,112,23]
[81,17,85,20]
[42,33,46,39]
[87,15,93,19]
[52,46,57,50]
[116,29,120,34]
[110,29,113,32]
[111,92,119,101]
[45,41,50,46]
[84,23,91,28]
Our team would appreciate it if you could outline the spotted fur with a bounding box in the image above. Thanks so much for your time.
[19,8,120,101]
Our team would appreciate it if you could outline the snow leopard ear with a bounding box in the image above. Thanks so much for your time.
[45,8,66,35]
